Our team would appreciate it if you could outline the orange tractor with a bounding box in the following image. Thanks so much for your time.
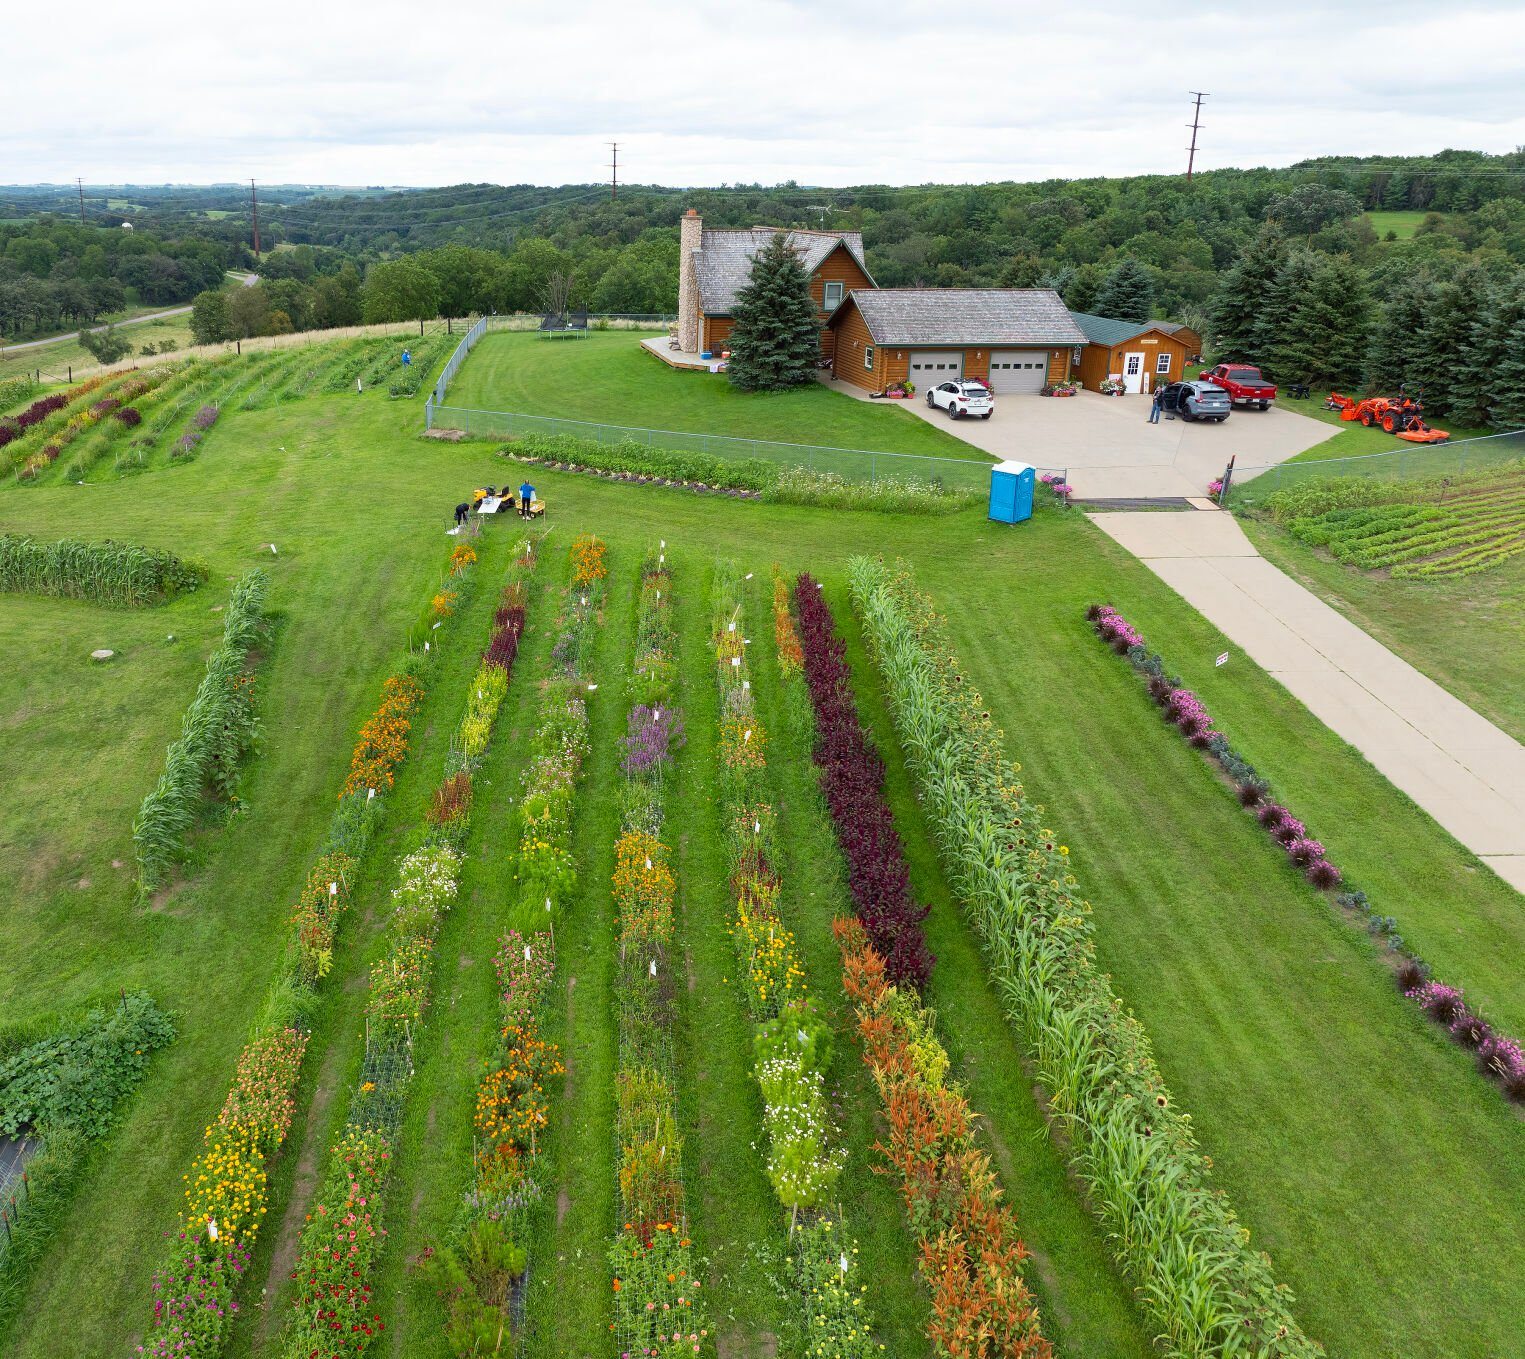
[1324,389,1449,443]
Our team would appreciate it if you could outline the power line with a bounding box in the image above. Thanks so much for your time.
[250,179,260,258]
[1186,92,1209,183]
[77,178,86,225]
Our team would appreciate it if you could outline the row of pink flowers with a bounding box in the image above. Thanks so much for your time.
[1087,601,1524,1105]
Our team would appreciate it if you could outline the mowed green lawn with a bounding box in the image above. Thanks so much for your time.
[443,328,983,458]
[1365,209,1433,240]
[0,371,1523,1357]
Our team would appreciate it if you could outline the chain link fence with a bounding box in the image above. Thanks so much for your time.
[1224,429,1525,509]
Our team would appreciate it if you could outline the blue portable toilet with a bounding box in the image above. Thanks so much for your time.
[988,460,1035,524]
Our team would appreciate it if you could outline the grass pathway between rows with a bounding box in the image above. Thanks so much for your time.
[371,538,570,1355]
[220,526,527,1359]
[520,545,633,1358]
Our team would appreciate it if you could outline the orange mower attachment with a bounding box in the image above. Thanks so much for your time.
[1324,392,1448,443]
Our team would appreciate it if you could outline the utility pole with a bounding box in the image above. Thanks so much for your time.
[806,204,832,228]
[77,178,86,225]
[608,143,619,201]
[1186,92,1209,184]
[250,178,261,259]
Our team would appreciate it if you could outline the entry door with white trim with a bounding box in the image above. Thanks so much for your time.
[1122,352,1145,394]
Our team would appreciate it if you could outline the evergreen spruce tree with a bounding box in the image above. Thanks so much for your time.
[1262,254,1372,387]
[1257,250,1319,379]
[1208,226,1287,360]
[1411,265,1491,418]
[1455,274,1525,428]
[1091,257,1154,323]
[1364,278,1435,394]
[1486,315,1525,431]
[725,233,822,392]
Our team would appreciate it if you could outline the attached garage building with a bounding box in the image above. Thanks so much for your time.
[828,289,1087,395]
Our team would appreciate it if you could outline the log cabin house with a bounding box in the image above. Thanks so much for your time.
[675,209,873,362]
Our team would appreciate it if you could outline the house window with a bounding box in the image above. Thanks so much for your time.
[864,346,875,370]
[822,280,844,310]
[1156,352,1172,375]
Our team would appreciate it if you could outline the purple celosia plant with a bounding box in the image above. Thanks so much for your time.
[193,404,220,430]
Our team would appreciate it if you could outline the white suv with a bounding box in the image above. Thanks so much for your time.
[927,380,993,420]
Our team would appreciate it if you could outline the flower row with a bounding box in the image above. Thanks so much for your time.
[837,919,1050,1358]
[1088,603,1525,1105]
[419,556,592,1351]
[139,536,493,1358]
[0,371,112,471]
[609,549,709,1358]
[851,558,1318,1358]
[712,563,845,1219]
[281,537,545,1357]
[791,572,932,990]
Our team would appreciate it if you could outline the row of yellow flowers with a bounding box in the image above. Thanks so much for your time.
[141,538,486,1359]
[716,561,879,1356]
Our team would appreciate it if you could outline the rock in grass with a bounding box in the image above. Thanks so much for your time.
[90,649,115,662]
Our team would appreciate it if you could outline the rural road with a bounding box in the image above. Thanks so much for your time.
[0,271,258,356]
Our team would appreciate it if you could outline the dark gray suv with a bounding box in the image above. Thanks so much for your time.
[1158,380,1231,423]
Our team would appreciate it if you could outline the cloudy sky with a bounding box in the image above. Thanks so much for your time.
[11,0,1525,188]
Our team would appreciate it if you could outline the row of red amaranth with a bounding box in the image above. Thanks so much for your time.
[782,573,1052,1358]
[135,535,489,1357]
[791,572,932,989]
[1088,602,1525,1104]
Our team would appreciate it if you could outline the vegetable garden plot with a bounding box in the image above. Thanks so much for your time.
[1268,463,1525,578]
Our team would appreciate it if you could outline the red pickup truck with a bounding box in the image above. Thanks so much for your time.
[1198,363,1277,410]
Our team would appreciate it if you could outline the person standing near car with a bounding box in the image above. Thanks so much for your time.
[1148,385,1164,424]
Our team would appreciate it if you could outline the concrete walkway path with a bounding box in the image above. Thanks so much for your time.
[1089,508,1525,894]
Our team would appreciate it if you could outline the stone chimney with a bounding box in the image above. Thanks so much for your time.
[677,208,702,353]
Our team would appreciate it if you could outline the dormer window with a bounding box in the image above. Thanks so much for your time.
[823,280,845,311]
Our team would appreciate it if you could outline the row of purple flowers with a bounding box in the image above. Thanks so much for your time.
[793,573,933,990]
[1087,602,1525,1104]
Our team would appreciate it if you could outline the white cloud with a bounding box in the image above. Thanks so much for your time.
[9,0,1525,186]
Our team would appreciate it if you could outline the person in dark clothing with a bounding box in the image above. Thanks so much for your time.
[1148,386,1164,424]
[454,501,470,526]
[518,480,535,518]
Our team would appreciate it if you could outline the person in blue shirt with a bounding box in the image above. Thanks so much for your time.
[518,479,535,518]
[401,349,411,366]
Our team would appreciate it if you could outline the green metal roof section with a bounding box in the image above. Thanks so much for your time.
[1069,310,1163,347]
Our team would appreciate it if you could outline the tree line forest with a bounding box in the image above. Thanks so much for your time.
[7,149,1525,424]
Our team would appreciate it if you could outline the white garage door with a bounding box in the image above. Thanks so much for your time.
[909,351,962,383]
[988,350,1049,394]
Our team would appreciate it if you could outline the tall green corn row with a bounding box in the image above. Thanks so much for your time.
[847,555,1321,1359]
[133,570,269,899]
[0,534,205,606]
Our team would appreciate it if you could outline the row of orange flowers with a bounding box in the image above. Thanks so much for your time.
[139,538,487,1359]
[718,563,879,1357]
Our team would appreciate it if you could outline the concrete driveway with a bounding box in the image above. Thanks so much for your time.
[902,389,1332,500]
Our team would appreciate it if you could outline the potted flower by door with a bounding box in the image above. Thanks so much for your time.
[1100,377,1125,396]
